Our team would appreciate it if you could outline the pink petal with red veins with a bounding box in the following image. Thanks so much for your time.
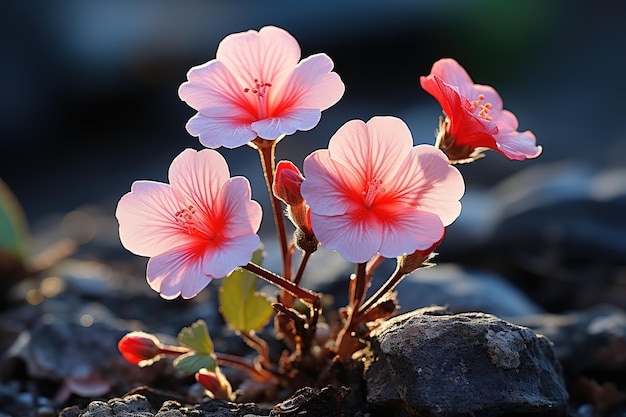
[116,181,196,257]
[378,209,444,258]
[219,177,263,237]
[389,145,464,226]
[179,61,253,116]
[310,211,383,264]
[168,149,230,211]
[279,53,345,111]
[251,108,321,139]
[201,234,261,278]
[301,150,360,216]
[185,113,257,149]
[217,26,300,91]
[329,117,412,185]
[147,245,210,300]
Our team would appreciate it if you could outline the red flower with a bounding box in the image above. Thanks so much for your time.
[420,58,542,163]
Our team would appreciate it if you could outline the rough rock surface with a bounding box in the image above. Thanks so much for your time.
[363,307,569,416]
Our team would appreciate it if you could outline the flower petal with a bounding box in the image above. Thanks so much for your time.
[116,181,196,257]
[301,149,361,216]
[216,26,300,91]
[388,145,465,226]
[496,130,543,160]
[328,117,413,186]
[147,244,210,300]
[185,113,257,149]
[378,209,444,258]
[179,61,253,118]
[218,176,263,238]
[251,108,321,139]
[202,234,261,278]
[310,212,382,264]
[429,58,476,99]
[277,53,345,111]
[168,149,230,212]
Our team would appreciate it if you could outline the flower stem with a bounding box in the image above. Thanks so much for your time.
[159,343,275,382]
[252,138,292,280]
[215,352,276,382]
[238,330,271,369]
[334,263,368,360]
[293,250,312,287]
[358,261,405,315]
[243,262,320,309]
[351,262,368,308]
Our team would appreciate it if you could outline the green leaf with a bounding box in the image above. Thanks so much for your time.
[0,178,30,262]
[219,248,274,333]
[177,320,214,355]
[172,351,216,374]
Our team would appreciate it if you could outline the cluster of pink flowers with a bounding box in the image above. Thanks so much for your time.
[117,25,541,300]
[115,25,541,388]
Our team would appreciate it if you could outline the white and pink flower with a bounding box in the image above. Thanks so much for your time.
[178,26,345,149]
[116,149,262,299]
[301,116,465,264]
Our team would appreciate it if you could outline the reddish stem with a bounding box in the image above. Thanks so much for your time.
[158,344,274,382]
[359,262,405,315]
[252,138,292,281]
[243,262,320,309]
[215,352,276,382]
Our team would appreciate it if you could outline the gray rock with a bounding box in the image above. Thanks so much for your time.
[363,307,569,416]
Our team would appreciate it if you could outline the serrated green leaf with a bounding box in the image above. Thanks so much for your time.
[219,248,274,333]
[0,178,30,261]
[172,351,216,374]
[177,320,213,355]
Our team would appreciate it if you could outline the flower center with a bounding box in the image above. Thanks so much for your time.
[244,79,272,98]
[468,94,493,120]
[361,179,383,209]
[244,78,272,119]
[175,205,198,234]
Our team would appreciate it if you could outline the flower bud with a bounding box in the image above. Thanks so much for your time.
[195,367,233,400]
[118,331,163,367]
[273,160,305,206]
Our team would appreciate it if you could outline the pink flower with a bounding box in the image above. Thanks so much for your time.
[420,58,542,163]
[115,149,262,299]
[178,26,345,149]
[300,116,465,264]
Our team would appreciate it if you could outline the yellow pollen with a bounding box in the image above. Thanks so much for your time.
[470,94,493,121]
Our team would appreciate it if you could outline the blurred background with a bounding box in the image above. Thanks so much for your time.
[1,0,626,310]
